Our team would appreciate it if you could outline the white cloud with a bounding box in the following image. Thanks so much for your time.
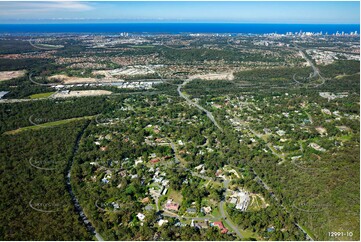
[0,1,93,16]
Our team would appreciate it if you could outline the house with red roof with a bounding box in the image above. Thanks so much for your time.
[150,158,160,163]
[212,221,228,234]
[164,200,180,212]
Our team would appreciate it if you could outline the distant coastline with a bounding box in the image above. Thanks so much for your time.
[0,23,359,34]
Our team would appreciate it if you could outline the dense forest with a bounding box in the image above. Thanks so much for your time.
[0,121,92,240]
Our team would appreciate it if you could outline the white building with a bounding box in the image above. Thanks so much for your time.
[137,213,145,221]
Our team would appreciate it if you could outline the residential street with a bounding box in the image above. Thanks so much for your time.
[177,79,223,132]
[219,179,244,239]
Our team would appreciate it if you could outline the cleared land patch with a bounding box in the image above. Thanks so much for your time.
[29,92,55,99]
[0,70,26,81]
[53,90,112,98]
[49,74,99,84]
[189,72,234,81]
[4,116,93,135]
[93,66,156,78]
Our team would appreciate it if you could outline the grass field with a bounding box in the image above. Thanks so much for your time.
[211,207,221,218]
[4,116,94,135]
[338,134,353,142]
[167,188,183,204]
[29,92,55,99]
[221,217,259,240]
[239,228,259,240]
[298,224,316,241]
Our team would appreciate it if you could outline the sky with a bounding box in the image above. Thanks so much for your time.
[0,1,359,24]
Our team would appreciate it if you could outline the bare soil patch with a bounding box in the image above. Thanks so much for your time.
[49,74,99,84]
[0,70,26,81]
[189,72,234,81]
[53,90,112,98]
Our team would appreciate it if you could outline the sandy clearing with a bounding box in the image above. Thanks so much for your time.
[53,90,112,98]
[49,74,99,84]
[49,74,122,84]
[188,72,234,81]
[0,70,26,81]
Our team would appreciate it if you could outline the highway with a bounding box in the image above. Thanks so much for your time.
[293,46,326,88]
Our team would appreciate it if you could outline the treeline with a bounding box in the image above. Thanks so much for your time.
[0,58,52,71]
[0,96,111,133]
[318,60,360,78]
[234,66,312,83]
[0,39,37,54]
[183,79,241,97]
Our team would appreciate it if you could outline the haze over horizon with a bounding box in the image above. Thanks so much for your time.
[0,1,359,24]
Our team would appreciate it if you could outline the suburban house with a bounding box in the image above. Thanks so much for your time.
[186,208,197,214]
[212,221,228,234]
[195,221,209,229]
[158,219,168,226]
[145,204,154,211]
[165,200,180,212]
[150,158,160,163]
[136,213,145,221]
[201,206,212,214]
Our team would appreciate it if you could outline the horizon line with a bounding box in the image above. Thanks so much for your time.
[0,22,359,25]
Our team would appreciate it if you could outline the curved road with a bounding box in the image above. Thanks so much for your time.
[177,79,223,132]
[219,179,244,239]
[191,172,244,238]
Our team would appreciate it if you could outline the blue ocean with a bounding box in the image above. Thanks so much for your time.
[0,23,359,34]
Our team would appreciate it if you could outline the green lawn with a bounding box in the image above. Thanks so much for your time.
[167,188,183,204]
[270,77,288,81]
[338,134,353,142]
[29,92,55,99]
[211,207,221,218]
[147,183,162,190]
[239,228,259,240]
[222,219,258,240]
[297,224,316,241]
[4,116,94,135]
[144,126,155,134]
